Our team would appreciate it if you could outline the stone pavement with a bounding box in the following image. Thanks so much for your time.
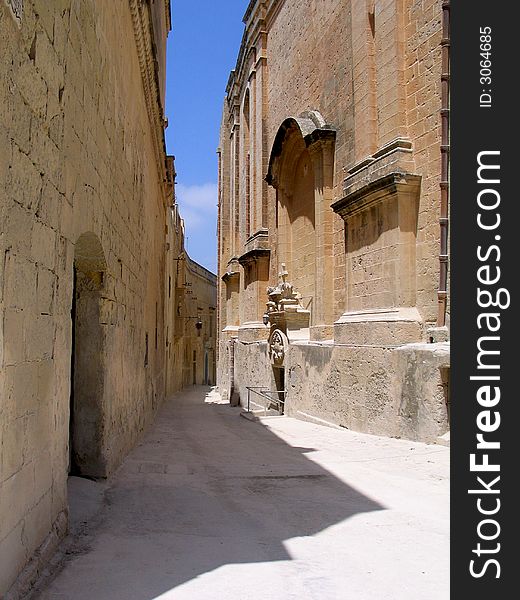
[32,386,449,600]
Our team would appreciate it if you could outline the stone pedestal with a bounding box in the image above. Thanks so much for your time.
[334,307,422,345]
[269,306,310,343]
[238,321,269,342]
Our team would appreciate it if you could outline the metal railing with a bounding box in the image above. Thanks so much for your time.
[246,386,286,415]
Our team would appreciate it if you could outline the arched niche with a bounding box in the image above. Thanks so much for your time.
[70,231,108,478]
[266,111,336,338]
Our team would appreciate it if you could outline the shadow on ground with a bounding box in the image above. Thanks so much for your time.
[35,386,384,600]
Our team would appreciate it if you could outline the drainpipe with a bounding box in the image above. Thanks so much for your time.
[437,0,450,327]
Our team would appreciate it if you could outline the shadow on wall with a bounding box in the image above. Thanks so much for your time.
[39,387,384,599]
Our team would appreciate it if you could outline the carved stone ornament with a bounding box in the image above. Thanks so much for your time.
[266,263,303,313]
[268,328,288,366]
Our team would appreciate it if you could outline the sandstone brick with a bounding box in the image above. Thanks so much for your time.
[2,310,24,366]
[0,462,34,541]
[4,201,34,256]
[4,254,37,312]
[14,59,47,120]
[36,267,55,316]
[25,314,55,362]
[5,90,32,155]
[24,406,53,467]
[31,0,56,44]
[8,146,43,211]
[0,124,12,188]
[34,30,64,94]
[30,128,62,192]
[1,417,25,481]
[0,522,26,598]
[21,490,52,558]
[36,181,62,231]
[31,221,56,271]
[4,363,38,421]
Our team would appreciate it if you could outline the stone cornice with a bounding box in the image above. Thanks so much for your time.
[238,248,270,267]
[165,0,172,31]
[222,270,240,283]
[226,0,277,106]
[332,172,421,219]
[129,0,168,196]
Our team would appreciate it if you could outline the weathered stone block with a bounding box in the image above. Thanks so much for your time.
[4,363,38,421]
[36,181,61,230]
[25,408,53,471]
[4,254,37,312]
[31,221,56,271]
[394,342,450,442]
[8,146,42,211]
[4,201,34,255]
[25,314,55,361]
[0,522,25,598]
[0,124,12,187]
[15,59,47,120]
[21,491,52,561]
[37,359,55,406]
[34,30,63,94]
[1,417,25,481]
[0,462,34,541]
[36,267,55,315]
[2,310,25,366]
[4,91,32,155]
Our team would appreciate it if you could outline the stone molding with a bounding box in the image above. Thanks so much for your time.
[128,0,168,192]
[266,111,336,188]
[332,171,421,219]
[237,248,270,267]
[339,138,415,199]
[239,228,270,266]
[221,258,241,283]
[244,227,269,251]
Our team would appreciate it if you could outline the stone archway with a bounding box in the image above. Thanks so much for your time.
[69,232,107,478]
[277,136,316,309]
[266,111,336,340]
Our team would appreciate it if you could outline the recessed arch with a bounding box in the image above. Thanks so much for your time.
[69,231,108,478]
[266,111,336,337]
[242,89,252,238]
[266,110,335,189]
[74,231,107,275]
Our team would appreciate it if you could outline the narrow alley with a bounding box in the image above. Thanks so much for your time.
[32,387,449,600]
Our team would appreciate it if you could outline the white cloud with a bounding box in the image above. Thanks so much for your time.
[175,182,218,272]
[176,182,218,231]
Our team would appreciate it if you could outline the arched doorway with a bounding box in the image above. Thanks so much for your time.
[69,232,107,479]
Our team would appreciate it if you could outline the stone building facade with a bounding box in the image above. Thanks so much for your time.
[176,256,217,388]
[217,0,450,440]
[0,0,199,596]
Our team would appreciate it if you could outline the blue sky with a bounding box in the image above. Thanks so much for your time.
[165,2,247,274]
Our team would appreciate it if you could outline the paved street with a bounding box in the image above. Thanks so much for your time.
[34,386,449,600]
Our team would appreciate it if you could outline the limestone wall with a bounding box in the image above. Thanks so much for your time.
[0,1,175,595]
[217,0,450,445]
[230,338,449,443]
[219,0,445,329]
[180,258,217,387]
[165,203,186,398]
